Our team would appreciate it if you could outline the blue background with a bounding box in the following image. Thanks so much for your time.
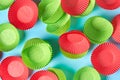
[0,4,120,80]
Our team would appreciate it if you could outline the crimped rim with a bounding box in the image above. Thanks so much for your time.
[0,23,19,52]
[96,0,120,10]
[0,56,28,80]
[91,42,120,75]
[48,68,66,80]
[74,66,101,80]
[8,0,38,30]
[83,16,113,44]
[30,70,58,80]
[60,48,88,59]
[59,30,90,54]
[22,38,52,70]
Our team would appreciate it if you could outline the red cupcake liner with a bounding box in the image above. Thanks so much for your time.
[8,0,38,30]
[91,42,120,75]
[96,0,120,10]
[61,0,89,16]
[112,14,120,43]
[0,56,29,80]
[30,70,58,80]
[59,30,90,54]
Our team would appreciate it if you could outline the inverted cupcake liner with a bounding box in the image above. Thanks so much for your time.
[8,0,38,30]
[22,38,52,70]
[112,14,120,43]
[0,23,20,52]
[83,16,113,44]
[39,0,64,24]
[59,30,90,54]
[61,0,89,16]
[74,66,101,80]
[30,70,58,80]
[0,0,14,10]
[39,0,60,18]
[0,56,28,80]
[46,14,70,36]
[60,48,88,59]
[48,68,66,80]
[96,0,120,10]
[47,20,70,36]
[41,4,64,24]
[91,42,120,75]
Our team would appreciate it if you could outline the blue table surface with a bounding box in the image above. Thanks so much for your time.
[0,5,120,80]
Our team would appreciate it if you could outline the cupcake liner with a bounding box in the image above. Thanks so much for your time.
[83,16,113,44]
[91,42,120,75]
[0,23,19,52]
[79,0,95,17]
[59,30,90,54]
[48,68,66,80]
[112,14,120,43]
[96,0,120,10]
[60,48,88,59]
[0,56,28,80]
[74,66,101,80]
[30,70,58,80]
[39,0,64,24]
[61,0,89,16]
[22,38,52,70]
[0,0,14,10]
[8,0,38,30]
[46,14,70,36]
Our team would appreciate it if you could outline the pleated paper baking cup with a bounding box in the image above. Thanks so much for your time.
[46,14,70,36]
[0,23,19,52]
[61,0,89,16]
[39,0,64,24]
[30,70,58,80]
[83,16,113,44]
[112,14,120,43]
[96,0,120,10]
[60,48,88,59]
[22,38,52,70]
[48,68,66,80]
[0,0,14,10]
[79,0,95,17]
[0,56,29,80]
[74,66,101,80]
[59,30,90,54]
[91,42,120,75]
[8,0,38,30]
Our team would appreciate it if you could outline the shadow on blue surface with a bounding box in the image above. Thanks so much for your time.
[0,51,3,61]
[45,37,60,58]
[101,75,107,80]
[18,30,26,43]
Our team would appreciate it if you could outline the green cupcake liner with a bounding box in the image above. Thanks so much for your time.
[39,0,64,24]
[83,16,113,44]
[0,0,14,10]
[0,23,19,52]
[46,14,70,36]
[60,48,88,59]
[22,38,52,70]
[74,66,101,80]
[48,68,66,80]
[79,0,95,17]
